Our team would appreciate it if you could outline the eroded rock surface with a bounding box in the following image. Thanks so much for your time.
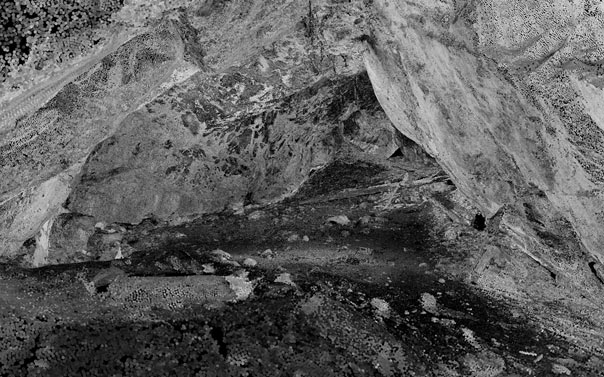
[2,0,604,372]
[365,0,604,283]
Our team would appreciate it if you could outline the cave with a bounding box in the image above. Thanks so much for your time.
[1,1,604,376]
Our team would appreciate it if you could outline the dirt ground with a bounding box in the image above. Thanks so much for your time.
[1,155,604,376]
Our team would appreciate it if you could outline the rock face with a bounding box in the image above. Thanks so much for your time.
[0,20,193,255]
[365,0,604,278]
[2,0,604,281]
[0,0,402,262]
[66,73,391,224]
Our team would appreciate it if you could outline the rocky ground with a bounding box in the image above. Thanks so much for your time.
[2,154,603,376]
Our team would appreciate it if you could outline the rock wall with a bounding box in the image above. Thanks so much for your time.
[3,0,604,279]
[365,0,604,279]
[0,0,400,260]
[67,73,392,224]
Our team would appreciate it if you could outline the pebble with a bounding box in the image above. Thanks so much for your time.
[225,272,253,301]
[242,258,258,267]
[211,249,232,260]
[286,233,300,242]
[370,298,391,317]
[260,249,275,259]
[91,267,125,290]
[419,262,428,268]
[275,272,296,287]
[420,292,438,312]
[552,364,572,375]
[358,247,373,255]
[341,230,351,237]
[438,278,446,284]
[357,216,372,226]
[202,264,216,274]
[326,215,351,226]
[247,210,267,221]
[302,235,310,242]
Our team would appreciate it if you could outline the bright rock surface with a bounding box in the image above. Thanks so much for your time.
[1,0,604,282]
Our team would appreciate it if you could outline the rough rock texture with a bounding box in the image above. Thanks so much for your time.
[364,0,604,281]
[0,19,193,255]
[2,0,604,284]
[0,0,374,257]
[66,73,394,224]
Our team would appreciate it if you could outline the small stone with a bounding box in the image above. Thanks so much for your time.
[302,235,310,242]
[326,215,351,226]
[420,292,438,312]
[341,230,351,237]
[91,267,125,291]
[225,272,253,301]
[202,264,216,274]
[114,245,123,260]
[438,278,446,284]
[419,262,428,268]
[370,298,391,317]
[211,249,232,261]
[275,272,296,287]
[357,216,372,226]
[95,222,106,230]
[247,210,267,221]
[444,228,459,241]
[286,233,300,242]
[552,364,571,375]
[243,258,258,267]
[358,247,373,255]
[260,249,275,258]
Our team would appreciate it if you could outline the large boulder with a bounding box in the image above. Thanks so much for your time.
[364,0,604,282]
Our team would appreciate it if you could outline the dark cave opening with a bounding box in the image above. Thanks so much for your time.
[472,213,486,231]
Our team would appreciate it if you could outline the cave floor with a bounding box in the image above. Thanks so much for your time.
[1,157,604,376]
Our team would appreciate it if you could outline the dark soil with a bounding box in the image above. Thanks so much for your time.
[1,157,602,376]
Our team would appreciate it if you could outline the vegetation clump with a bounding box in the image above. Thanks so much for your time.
[0,0,124,82]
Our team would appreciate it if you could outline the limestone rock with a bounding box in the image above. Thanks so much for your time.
[274,272,296,287]
[47,213,96,263]
[210,249,232,262]
[364,0,604,282]
[326,215,351,226]
[242,258,258,267]
[2,0,604,293]
[552,364,572,375]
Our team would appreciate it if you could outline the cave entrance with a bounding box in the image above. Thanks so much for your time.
[21,71,460,276]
